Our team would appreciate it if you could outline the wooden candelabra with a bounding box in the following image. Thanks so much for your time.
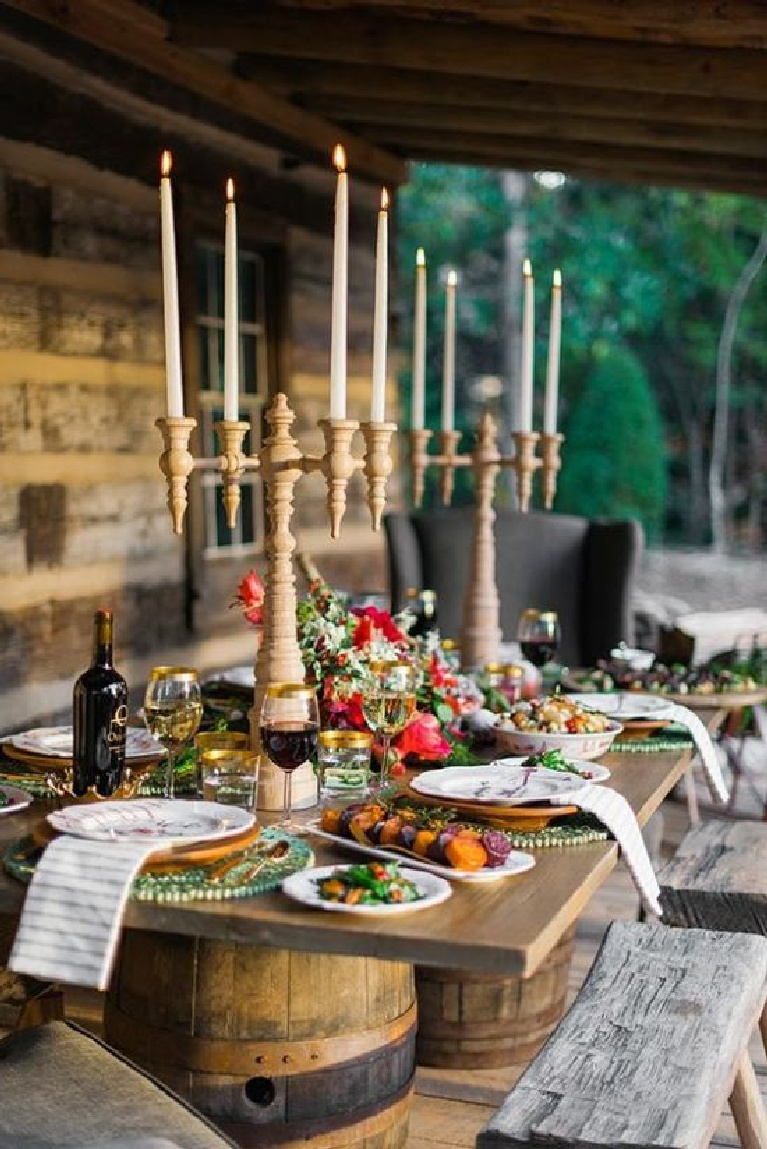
[157,392,396,810]
[409,415,564,671]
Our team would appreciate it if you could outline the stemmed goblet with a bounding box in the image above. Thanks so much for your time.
[143,667,202,799]
[361,660,419,790]
[259,683,320,829]
[517,609,561,670]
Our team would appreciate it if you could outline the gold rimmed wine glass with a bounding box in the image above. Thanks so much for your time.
[259,683,320,829]
[144,667,202,799]
[517,609,561,670]
[361,660,419,790]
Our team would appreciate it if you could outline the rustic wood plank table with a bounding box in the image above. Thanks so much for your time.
[0,723,722,1146]
[0,732,716,979]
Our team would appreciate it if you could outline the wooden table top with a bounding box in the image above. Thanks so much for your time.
[0,721,722,979]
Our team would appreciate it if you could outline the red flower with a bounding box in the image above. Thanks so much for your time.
[395,713,452,762]
[352,606,407,646]
[322,689,367,731]
[234,569,265,626]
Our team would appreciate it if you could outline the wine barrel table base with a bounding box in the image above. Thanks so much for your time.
[415,926,575,1068]
[104,930,415,1148]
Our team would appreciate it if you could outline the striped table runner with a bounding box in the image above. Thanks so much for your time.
[668,704,728,804]
[555,785,662,918]
[9,836,157,990]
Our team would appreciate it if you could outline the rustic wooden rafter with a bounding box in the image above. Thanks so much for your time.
[241,0,767,50]
[0,0,406,185]
[169,9,767,103]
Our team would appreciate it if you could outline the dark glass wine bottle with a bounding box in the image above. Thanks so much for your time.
[72,609,128,797]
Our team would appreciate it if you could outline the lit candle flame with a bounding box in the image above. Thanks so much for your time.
[226,178,235,202]
[333,144,346,173]
[416,247,426,267]
[523,257,533,277]
[447,269,458,287]
[160,150,172,178]
[380,187,389,211]
[553,268,562,288]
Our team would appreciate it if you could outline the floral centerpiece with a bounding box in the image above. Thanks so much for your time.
[235,570,480,772]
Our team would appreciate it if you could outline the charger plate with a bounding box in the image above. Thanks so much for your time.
[4,826,312,903]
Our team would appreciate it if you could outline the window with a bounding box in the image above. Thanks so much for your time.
[195,241,268,557]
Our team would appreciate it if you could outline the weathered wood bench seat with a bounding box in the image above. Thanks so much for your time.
[477,921,767,1149]
[659,819,767,936]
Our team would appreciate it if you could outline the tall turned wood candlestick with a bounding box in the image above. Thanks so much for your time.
[408,415,564,670]
[157,392,396,811]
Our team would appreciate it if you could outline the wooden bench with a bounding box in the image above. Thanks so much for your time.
[477,921,767,1149]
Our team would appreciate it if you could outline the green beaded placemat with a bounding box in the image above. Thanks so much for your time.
[501,814,609,849]
[0,759,198,801]
[613,736,694,753]
[3,826,313,903]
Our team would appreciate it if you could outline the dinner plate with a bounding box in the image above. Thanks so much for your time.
[567,693,677,722]
[0,784,33,817]
[47,799,254,845]
[9,726,165,762]
[307,821,536,883]
[410,763,590,805]
[490,755,611,784]
[282,864,452,914]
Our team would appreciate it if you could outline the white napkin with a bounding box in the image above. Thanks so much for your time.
[555,785,662,917]
[9,836,157,990]
[668,703,728,804]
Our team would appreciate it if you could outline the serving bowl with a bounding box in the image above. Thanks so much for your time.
[494,720,622,761]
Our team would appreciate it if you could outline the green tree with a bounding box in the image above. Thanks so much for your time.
[557,343,666,541]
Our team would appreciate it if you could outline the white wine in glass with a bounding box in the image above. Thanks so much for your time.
[362,661,419,789]
[144,667,202,798]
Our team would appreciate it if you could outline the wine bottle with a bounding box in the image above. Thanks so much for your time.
[72,609,128,797]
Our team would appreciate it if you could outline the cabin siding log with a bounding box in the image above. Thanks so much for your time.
[477,921,767,1149]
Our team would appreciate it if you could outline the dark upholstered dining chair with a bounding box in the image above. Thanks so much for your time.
[384,508,643,668]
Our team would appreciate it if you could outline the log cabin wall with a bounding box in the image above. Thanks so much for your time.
[0,30,400,734]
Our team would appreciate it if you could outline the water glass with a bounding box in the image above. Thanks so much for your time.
[200,748,260,810]
[317,730,373,802]
[195,730,249,797]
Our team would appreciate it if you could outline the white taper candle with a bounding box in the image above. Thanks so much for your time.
[412,248,426,430]
[442,269,457,433]
[371,187,389,423]
[330,144,348,421]
[520,257,534,433]
[224,178,239,422]
[544,269,562,435]
[159,151,184,418]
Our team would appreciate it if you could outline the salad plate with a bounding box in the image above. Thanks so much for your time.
[283,863,452,915]
[0,784,33,817]
[47,798,254,846]
[566,693,676,722]
[410,763,590,805]
[492,754,611,784]
[307,820,536,883]
[8,726,164,763]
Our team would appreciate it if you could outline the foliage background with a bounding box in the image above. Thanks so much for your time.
[395,165,767,548]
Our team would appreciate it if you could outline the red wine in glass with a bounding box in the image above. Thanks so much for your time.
[260,721,319,772]
[520,639,559,668]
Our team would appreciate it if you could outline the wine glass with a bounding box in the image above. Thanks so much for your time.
[517,609,561,670]
[144,667,202,799]
[361,660,419,790]
[259,683,320,828]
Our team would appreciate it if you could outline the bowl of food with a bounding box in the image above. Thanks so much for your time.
[495,695,621,760]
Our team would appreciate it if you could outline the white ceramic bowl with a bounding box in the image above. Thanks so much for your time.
[609,645,655,671]
[494,720,622,761]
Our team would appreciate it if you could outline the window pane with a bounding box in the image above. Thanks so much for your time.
[211,249,224,318]
[213,328,224,392]
[241,333,257,394]
[241,483,255,545]
[196,247,210,316]
[239,255,256,325]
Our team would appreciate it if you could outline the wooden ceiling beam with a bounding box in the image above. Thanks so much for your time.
[241,57,767,132]
[170,10,767,103]
[364,127,767,188]
[1,0,406,185]
[317,98,767,161]
[248,1,767,51]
